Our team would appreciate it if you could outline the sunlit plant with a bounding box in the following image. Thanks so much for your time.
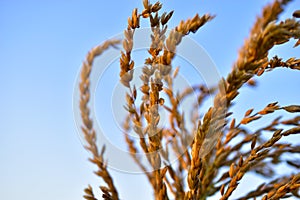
[78,0,300,199]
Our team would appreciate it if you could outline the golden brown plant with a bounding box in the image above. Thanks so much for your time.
[79,0,300,199]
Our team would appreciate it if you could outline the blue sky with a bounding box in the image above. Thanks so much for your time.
[1,0,299,200]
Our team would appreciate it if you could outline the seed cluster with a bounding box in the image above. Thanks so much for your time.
[80,0,300,199]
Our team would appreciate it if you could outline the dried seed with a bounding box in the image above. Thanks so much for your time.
[129,60,134,70]
[143,0,149,9]
[282,105,300,113]
[140,84,150,94]
[282,127,300,136]
[159,98,165,106]
[240,116,261,124]
[238,156,244,167]
[151,2,162,13]
[127,17,133,28]
[126,93,134,105]
[161,10,174,25]
[267,102,278,107]
[256,69,264,76]
[100,146,106,156]
[247,78,257,86]
[294,39,300,47]
[220,184,225,195]
[173,66,179,78]
[230,118,236,129]
[293,10,300,18]
[132,85,137,100]
[229,163,235,178]
[245,108,254,117]
[142,9,150,18]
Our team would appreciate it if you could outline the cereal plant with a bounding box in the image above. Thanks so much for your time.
[78,0,300,199]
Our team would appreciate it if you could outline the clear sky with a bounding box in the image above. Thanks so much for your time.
[0,0,299,200]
